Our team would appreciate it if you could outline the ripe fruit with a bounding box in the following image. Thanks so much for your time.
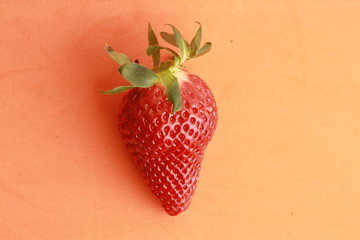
[102,23,218,215]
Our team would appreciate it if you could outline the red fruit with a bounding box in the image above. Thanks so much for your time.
[102,23,217,215]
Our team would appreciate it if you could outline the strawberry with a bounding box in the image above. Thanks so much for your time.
[102,23,217,215]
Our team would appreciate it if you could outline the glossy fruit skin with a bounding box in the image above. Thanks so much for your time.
[118,71,218,215]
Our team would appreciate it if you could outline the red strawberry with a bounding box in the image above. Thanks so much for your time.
[102,23,217,215]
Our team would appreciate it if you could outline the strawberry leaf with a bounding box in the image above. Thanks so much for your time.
[147,45,180,66]
[148,23,160,67]
[189,22,202,58]
[165,24,190,65]
[160,71,182,114]
[160,32,178,47]
[196,42,211,57]
[105,44,132,65]
[159,62,166,72]
[101,85,137,94]
[119,63,159,87]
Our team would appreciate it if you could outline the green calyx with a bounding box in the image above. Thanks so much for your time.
[102,22,211,114]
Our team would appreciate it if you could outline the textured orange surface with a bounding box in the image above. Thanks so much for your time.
[1,1,360,239]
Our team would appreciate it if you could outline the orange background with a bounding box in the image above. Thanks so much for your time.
[1,1,360,239]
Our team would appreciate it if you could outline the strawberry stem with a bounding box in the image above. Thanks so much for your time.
[102,22,212,114]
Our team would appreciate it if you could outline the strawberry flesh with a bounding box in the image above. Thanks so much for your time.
[118,72,218,215]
